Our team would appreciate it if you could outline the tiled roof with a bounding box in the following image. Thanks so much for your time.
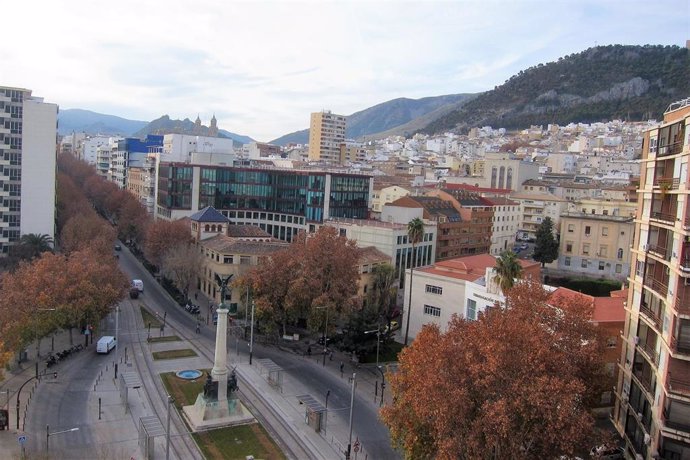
[190,206,229,223]
[201,235,288,254]
[226,225,273,239]
[417,254,539,282]
[356,246,391,265]
[548,287,625,323]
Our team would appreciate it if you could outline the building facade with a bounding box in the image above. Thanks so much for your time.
[308,110,346,163]
[0,86,58,255]
[613,98,690,460]
[156,162,372,242]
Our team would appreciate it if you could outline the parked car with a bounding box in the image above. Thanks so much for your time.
[114,244,122,251]
[520,243,529,250]
[589,445,624,460]
[129,288,139,299]
[317,336,333,346]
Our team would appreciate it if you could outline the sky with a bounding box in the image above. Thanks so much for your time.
[2,0,688,141]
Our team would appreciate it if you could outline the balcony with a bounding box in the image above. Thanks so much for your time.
[643,276,668,297]
[671,336,690,356]
[658,140,684,157]
[639,303,664,331]
[638,341,660,366]
[650,211,676,224]
[666,375,690,398]
[654,177,681,190]
[663,403,690,432]
[647,243,669,260]
[676,296,690,316]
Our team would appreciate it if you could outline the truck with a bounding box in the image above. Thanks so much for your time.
[96,336,116,354]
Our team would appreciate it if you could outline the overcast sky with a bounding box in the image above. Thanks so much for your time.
[3,0,688,141]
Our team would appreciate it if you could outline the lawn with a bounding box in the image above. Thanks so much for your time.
[152,349,198,360]
[160,371,285,460]
[140,305,163,328]
[147,335,181,343]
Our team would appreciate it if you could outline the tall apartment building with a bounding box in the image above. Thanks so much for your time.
[308,110,346,163]
[613,98,690,459]
[0,86,58,255]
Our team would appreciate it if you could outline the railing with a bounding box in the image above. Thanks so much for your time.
[662,405,690,431]
[632,368,655,395]
[638,341,660,366]
[651,211,676,223]
[671,336,690,355]
[666,374,690,397]
[643,277,669,297]
[675,296,690,316]
[639,303,663,331]
[654,177,681,190]
[658,141,684,157]
[647,244,668,260]
[685,216,690,230]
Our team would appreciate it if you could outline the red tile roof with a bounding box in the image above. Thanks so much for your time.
[416,253,540,282]
[548,287,625,323]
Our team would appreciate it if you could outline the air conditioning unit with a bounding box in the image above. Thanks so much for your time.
[634,336,640,345]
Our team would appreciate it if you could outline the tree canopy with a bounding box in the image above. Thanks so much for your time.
[533,217,559,268]
[244,227,360,336]
[381,280,608,460]
[143,219,191,269]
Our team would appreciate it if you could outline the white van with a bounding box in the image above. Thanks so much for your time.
[131,279,144,293]
[96,336,116,354]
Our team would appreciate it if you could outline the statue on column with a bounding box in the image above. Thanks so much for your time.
[214,274,236,315]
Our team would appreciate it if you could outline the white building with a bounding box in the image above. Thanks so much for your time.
[0,86,58,254]
[81,135,115,165]
[162,133,236,163]
[483,196,521,255]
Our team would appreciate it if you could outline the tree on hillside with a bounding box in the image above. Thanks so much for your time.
[493,250,523,292]
[404,217,425,346]
[533,217,559,268]
[143,219,191,269]
[381,280,608,460]
[161,243,204,301]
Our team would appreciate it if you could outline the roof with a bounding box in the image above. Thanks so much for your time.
[510,191,568,202]
[201,235,288,255]
[416,254,539,282]
[548,287,625,323]
[190,206,229,223]
[480,196,519,206]
[226,225,273,239]
[356,246,391,265]
[433,183,512,194]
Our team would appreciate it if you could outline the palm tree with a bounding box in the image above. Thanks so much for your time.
[493,250,523,293]
[17,233,54,259]
[404,217,424,345]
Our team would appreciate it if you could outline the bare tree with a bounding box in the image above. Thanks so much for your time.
[161,243,204,301]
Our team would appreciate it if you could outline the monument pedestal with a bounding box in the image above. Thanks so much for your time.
[183,393,255,431]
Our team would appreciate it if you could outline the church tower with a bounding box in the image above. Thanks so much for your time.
[194,114,202,135]
[209,114,218,137]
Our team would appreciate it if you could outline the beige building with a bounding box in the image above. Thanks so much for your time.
[308,110,346,163]
[126,154,156,214]
[190,207,288,312]
[613,98,690,459]
[509,191,568,240]
[370,185,411,216]
[555,209,634,281]
[356,246,392,308]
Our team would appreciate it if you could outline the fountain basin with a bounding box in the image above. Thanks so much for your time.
[176,369,203,380]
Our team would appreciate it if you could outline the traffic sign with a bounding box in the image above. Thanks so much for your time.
[18,435,26,445]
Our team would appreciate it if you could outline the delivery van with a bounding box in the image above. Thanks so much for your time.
[96,336,116,354]
[131,279,144,292]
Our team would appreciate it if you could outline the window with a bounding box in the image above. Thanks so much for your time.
[567,224,574,233]
[466,299,477,320]
[425,284,443,295]
[599,246,607,257]
[615,264,622,274]
[240,256,251,265]
[602,227,609,236]
[564,256,571,266]
[583,243,590,255]
[585,226,591,236]
[423,305,441,317]
[581,259,588,268]
[599,261,605,270]
[223,256,233,264]
[617,248,623,259]
[566,242,573,253]
[603,210,609,216]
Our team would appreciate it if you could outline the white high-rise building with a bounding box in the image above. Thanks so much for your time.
[0,86,58,255]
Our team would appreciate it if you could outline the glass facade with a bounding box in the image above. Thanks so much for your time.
[158,164,370,224]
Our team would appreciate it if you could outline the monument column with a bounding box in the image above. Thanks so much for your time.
[212,304,229,404]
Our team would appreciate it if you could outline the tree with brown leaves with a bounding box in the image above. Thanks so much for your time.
[161,243,204,301]
[143,219,191,269]
[381,280,608,460]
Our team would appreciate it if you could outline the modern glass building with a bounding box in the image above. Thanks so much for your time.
[156,162,372,242]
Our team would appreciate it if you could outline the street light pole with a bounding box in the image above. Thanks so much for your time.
[114,305,120,361]
[322,306,329,367]
[377,366,386,407]
[346,372,356,460]
[46,425,79,457]
[165,395,173,460]
[249,300,255,365]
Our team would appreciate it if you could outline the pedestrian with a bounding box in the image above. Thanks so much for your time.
[340,362,344,376]
[196,322,200,334]
[307,345,312,356]
[195,292,198,300]
[329,351,334,361]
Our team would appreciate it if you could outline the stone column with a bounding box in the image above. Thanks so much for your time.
[211,305,229,405]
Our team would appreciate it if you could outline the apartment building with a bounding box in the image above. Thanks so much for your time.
[0,86,58,255]
[155,162,372,242]
[308,110,346,163]
[510,191,568,240]
[613,98,690,459]
[370,185,411,217]
[481,196,521,255]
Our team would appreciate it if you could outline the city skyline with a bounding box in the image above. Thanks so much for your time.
[3,0,687,141]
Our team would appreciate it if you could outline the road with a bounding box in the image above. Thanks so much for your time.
[120,245,399,460]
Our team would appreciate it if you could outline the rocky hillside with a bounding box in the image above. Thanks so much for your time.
[58,109,147,136]
[270,93,474,145]
[423,45,690,134]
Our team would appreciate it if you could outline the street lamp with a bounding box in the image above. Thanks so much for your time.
[249,300,255,365]
[316,306,329,367]
[377,366,386,407]
[46,425,79,456]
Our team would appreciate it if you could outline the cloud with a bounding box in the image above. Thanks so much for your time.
[3,0,687,141]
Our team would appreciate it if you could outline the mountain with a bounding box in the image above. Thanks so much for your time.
[132,115,254,145]
[423,45,690,134]
[269,93,474,146]
[58,109,148,136]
